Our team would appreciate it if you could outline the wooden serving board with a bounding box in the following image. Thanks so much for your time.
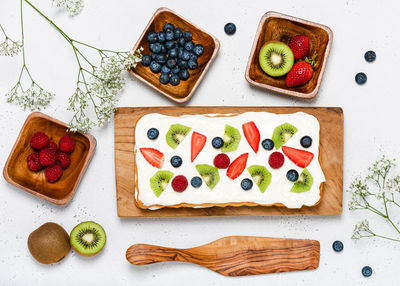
[114,107,343,217]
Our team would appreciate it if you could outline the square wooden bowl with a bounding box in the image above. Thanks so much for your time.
[129,7,220,103]
[3,112,96,205]
[245,11,333,99]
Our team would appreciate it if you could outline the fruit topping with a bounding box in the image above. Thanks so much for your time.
[213,154,230,169]
[45,165,63,183]
[286,169,299,182]
[48,141,58,152]
[171,175,189,192]
[262,139,274,150]
[212,137,224,149]
[291,169,313,193]
[196,164,220,190]
[241,178,253,191]
[140,148,164,168]
[332,240,344,252]
[272,123,297,149]
[247,165,272,193]
[362,266,372,277]
[242,121,260,153]
[27,153,42,171]
[59,136,75,153]
[227,153,249,180]
[147,128,159,140]
[355,72,367,85]
[30,132,49,150]
[150,170,174,197]
[285,54,316,87]
[57,152,71,169]
[288,35,310,60]
[259,41,294,77]
[166,124,192,149]
[39,148,57,166]
[224,23,236,35]
[70,221,106,257]
[221,124,241,152]
[191,132,207,162]
[170,155,182,168]
[364,50,376,63]
[268,152,284,169]
[282,146,314,168]
[190,176,202,188]
[300,136,312,148]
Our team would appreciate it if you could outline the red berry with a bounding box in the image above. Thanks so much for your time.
[282,146,314,168]
[213,154,230,169]
[171,175,188,192]
[30,132,49,150]
[139,148,164,168]
[59,136,75,153]
[45,165,63,183]
[39,149,57,166]
[288,34,310,60]
[226,153,249,180]
[27,153,42,171]
[191,132,207,162]
[48,141,58,152]
[268,152,284,169]
[57,152,71,169]
[242,121,260,153]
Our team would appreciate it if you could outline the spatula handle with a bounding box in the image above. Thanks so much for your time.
[126,244,188,265]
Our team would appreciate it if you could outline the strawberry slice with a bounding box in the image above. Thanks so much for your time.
[191,132,207,162]
[242,121,260,153]
[227,153,249,180]
[139,148,164,168]
[282,146,314,168]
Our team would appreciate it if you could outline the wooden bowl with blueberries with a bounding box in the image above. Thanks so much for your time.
[130,7,220,103]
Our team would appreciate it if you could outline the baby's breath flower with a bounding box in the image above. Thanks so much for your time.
[0,37,23,57]
[6,81,55,111]
[51,0,84,16]
[352,220,372,240]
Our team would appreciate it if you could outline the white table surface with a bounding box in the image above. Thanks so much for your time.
[1,0,400,285]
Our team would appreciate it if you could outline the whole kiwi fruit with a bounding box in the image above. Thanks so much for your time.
[28,222,71,264]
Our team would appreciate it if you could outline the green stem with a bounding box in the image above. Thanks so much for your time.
[0,23,7,37]
[373,234,400,243]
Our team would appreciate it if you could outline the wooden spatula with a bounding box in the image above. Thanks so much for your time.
[126,236,320,276]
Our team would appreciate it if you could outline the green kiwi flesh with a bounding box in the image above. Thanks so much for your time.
[259,41,294,77]
[272,123,298,149]
[247,165,272,193]
[196,164,220,190]
[291,169,313,193]
[166,124,192,149]
[150,170,174,197]
[221,124,241,152]
[70,221,106,257]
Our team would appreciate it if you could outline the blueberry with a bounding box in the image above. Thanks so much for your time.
[178,47,184,59]
[191,176,202,188]
[159,73,170,84]
[177,59,188,69]
[241,178,253,190]
[189,53,198,61]
[150,43,162,54]
[170,155,182,167]
[147,128,159,140]
[364,50,376,63]
[147,32,158,43]
[160,44,167,54]
[171,66,180,74]
[224,23,236,35]
[332,240,344,252]
[166,58,177,69]
[174,28,183,39]
[168,48,178,58]
[300,136,312,148]
[163,23,174,33]
[212,137,224,149]
[178,37,186,47]
[155,54,167,64]
[286,170,299,182]
[179,69,190,81]
[165,30,174,41]
[193,44,204,56]
[188,59,198,70]
[362,266,372,277]
[165,40,175,50]
[151,53,158,60]
[161,65,171,74]
[184,41,195,51]
[183,31,192,41]
[150,61,162,73]
[262,139,274,150]
[181,51,191,61]
[170,74,180,86]
[157,31,166,43]
[141,54,151,66]
[355,72,367,85]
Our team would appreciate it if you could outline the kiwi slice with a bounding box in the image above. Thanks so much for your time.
[221,124,241,152]
[291,168,313,193]
[196,164,220,190]
[150,170,174,197]
[259,41,294,77]
[166,124,192,149]
[272,123,298,149]
[247,165,272,193]
[70,221,106,257]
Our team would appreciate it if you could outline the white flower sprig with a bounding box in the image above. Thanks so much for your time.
[51,0,84,16]
[0,24,22,57]
[348,155,400,243]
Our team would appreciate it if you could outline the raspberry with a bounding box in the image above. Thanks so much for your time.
[27,153,42,171]
[45,165,63,183]
[213,154,230,169]
[171,175,188,192]
[48,141,58,152]
[57,152,71,169]
[59,136,75,153]
[268,152,284,169]
[30,132,49,150]
[39,149,57,166]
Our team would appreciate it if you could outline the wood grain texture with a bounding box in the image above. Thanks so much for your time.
[129,7,220,103]
[3,112,96,205]
[114,106,343,217]
[126,236,320,276]
[245,11,333,99]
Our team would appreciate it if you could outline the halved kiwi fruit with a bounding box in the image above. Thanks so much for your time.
[166,124,192,149]
[70,221,106,257]
[291,168,313,193]
[196,164,220,190]
[272,123,298,149]
[150,170,174,197]
[259,41,294,77]
[221,124,241,152]
[247,165,272,193]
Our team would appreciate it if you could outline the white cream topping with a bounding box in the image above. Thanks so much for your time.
[134,112,325,209]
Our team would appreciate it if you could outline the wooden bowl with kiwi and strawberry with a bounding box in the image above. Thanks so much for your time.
[245,11,333,99]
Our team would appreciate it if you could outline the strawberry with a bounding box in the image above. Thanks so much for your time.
[282,146,314,168]
[57,152,71,169]
[285,54,317,88]
[27,153,42,171]
[191,132,207,162]
[39,149,57,166]
[30,132,49,150]
[227,153,249,180]
[48,141,58,152]
[288,35,310,60]
[59,136,75,153]
[268,152,284,169]
[139,148,164,168]
[45,165,63,183]
[242,121,260,153]
[171,175,188,192]
[213,154,230,169]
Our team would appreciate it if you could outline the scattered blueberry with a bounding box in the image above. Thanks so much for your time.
[165,40,175,50]
[170,155,183,168]
[155,54,167,64]
[184,41,195,51]
[177,59,188,69]
[150,61,162,73]
[159,73,170,84]
[212,137,224,149]
[193,44,204,56]
[170,74,180,86]
[181,51,191,61]
[355,72,367,85]
[174,28,183,39]
[300,136,312,148]
[161,65,171,74]
[179,69,190,81]
[163,23,174,33]
[262,139,274,150]
[286,170,299,182]
[364,50,376,63]
[147,128,159,140]
[178,37,186,47]
[362,266,372,277]
[147,32,158,43]
[157,31,166,43]
[183,31,192,41]
[188,59,198,70]
[141,54,151,66]
[166,58,177,69]
[165,30,174,41]
[191,176,202,188]
[332,240,344,252]
[224,23,236,35]
[168,48,178,59]
[241,178,253,190]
